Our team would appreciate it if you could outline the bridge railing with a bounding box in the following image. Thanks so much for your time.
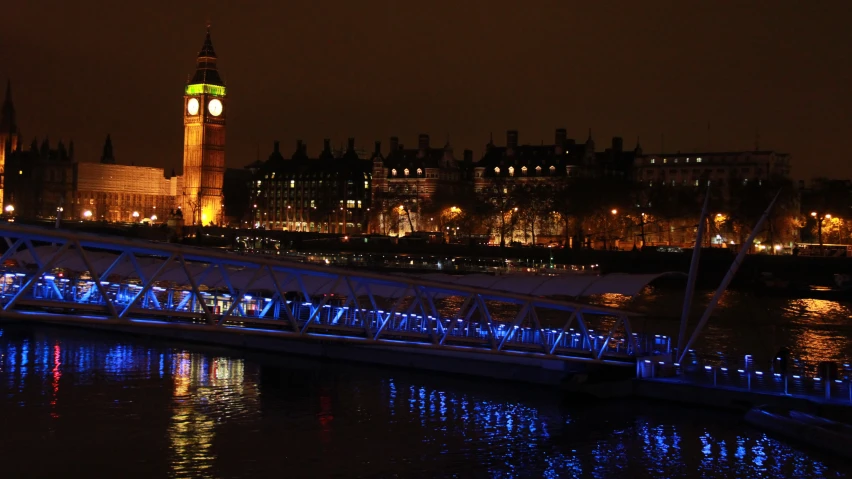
[0,224,663,365]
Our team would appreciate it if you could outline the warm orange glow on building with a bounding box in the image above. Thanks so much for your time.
[181,29,226,226]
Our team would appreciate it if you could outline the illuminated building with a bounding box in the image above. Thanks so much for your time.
[0,80,21,210]
[371,134,473,235]
[250,139,372,233]
[5,137,76,219]
[181,28,227,226]
[74,136,180,222]
[635,150,792,189]
[474,129,638,191]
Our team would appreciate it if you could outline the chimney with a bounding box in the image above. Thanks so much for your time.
[555,128,567,147]
[418,134,430,150]
[463,149,473,162]
[390,136,399,152]
[374,140,381,155]
[273,140,280,153]
[323,138,331,153]
[347,137,355,151]
[507,130,518,149]
[612,137,623,152]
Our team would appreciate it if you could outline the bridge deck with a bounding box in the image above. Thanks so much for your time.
[0,224,673,369]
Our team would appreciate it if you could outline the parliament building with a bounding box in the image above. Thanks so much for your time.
[1,29,227,226]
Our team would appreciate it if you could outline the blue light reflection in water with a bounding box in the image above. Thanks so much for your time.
[0,323,849,478]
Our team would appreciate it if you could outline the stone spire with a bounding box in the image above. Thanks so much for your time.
[101,134,116,164]
[0,80,16,135]
[190,27,224,86]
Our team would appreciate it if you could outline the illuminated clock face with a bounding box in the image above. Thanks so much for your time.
[208,99,223,117]
[187,98,199,115]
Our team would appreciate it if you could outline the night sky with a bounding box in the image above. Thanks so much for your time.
[2,1,850,179]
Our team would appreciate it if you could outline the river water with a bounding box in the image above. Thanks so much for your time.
[1,321,851,478]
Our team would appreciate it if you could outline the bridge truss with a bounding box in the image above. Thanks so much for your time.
[0,224,670,366]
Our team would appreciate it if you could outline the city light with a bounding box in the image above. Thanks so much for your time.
[4,205,13,213]
[611,209,618,215]
[83,210,92,218]
[150,215,158,221]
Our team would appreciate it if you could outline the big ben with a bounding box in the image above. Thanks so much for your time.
[182,28,226,225]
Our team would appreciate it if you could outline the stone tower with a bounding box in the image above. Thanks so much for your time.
[0,80,21,208]
[182,28,226,225]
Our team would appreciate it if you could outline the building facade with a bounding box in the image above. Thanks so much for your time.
[181,29,227,225]
[3,30,224,225]
[250,139,372,233]
[634,150,792,189]
[0,81,22,209]
[370,134,472,235]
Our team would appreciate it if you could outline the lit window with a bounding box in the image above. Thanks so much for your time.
[674,158,679,164]
[290,180,295,188]
[663,158,668,164]
[549,165,556,174]
[357,200,362,208]
[650,159,655,164]
[392,169,397,176]
[743,179,748,186]
[271,172,275,179]
[697,158,702,163]
[694,179,699,186]
[494,167,500,174]
[686,158,690,163]
[416,168,422,175]
[508,166,514,176]
[310,200,315,207]
[404,168,409,176]
[535,166,542,174]
[364,181,369,189]
[521,166,528,175]
[18,170,23,175]
[347,200,355,208]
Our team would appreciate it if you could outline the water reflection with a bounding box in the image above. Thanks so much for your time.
[168,352,258,479]
[0,324,849,478]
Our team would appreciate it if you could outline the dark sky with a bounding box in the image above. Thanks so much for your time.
[2,1,850,179]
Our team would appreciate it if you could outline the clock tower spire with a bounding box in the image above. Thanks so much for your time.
[182,27,226,225]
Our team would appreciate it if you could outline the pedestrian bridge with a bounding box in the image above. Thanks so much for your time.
[0,224,673,370]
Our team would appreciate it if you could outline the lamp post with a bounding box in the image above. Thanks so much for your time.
[603,209,617,250]
[811,211,830,255]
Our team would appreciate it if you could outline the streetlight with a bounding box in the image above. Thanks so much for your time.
[83,210,92,219]
[4,205,13,214]
[811,211,830,255]
[604,208,618,250]
[150,215,158,222]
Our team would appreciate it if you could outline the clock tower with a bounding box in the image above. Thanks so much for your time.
[182,28,226,225]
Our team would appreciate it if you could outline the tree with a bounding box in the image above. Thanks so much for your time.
[185,192,202,226]
[512,182,550,245]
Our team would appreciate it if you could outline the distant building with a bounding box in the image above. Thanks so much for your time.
[3,29,226,225]
[250,139,372,233]
[473,129,638,191]
[5,137,77,219]
[181,29,227,225]
[634,150,792,189]
[371,134,472,235]
[0,80,22,210]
